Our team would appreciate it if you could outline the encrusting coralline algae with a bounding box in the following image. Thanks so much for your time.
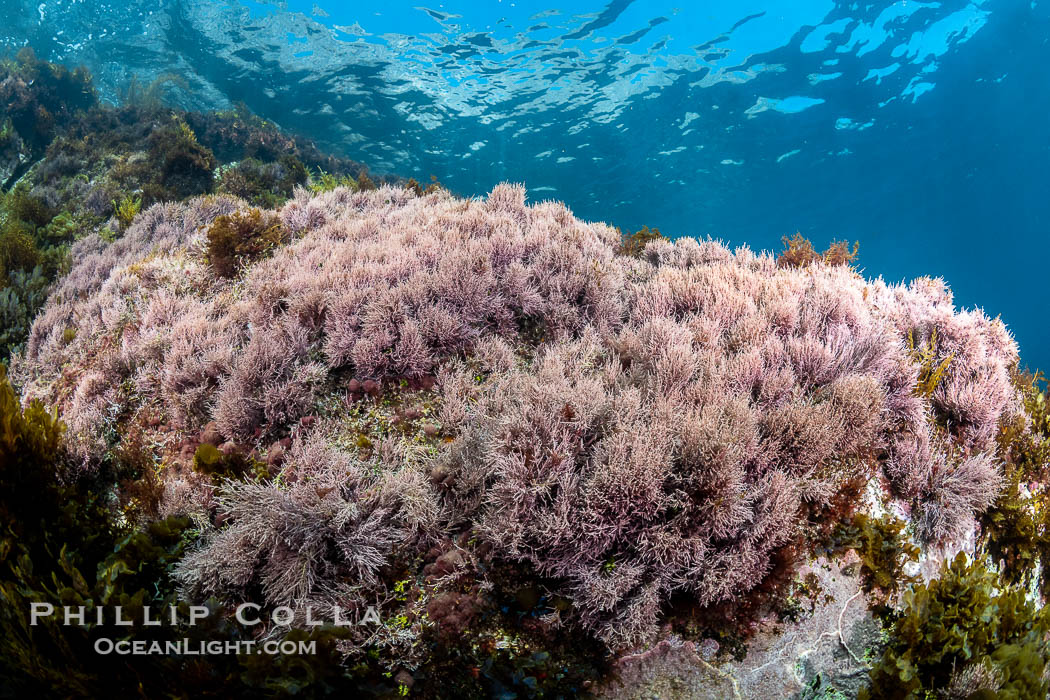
[11,182,1022,652]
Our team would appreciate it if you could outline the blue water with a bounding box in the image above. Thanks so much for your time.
[4,0,1048,368]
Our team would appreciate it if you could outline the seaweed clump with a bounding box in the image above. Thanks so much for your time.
[980,371,1050,595]
[0,266,49,361]
[835,513,920,612]
[112,193,141,230]
[616,224,666,257]
[0,183,70,360]
[0,364,184,692]
[0,367,416,697]
[192,443,268,482]
[777,231,859,269]
[143,117,217,202]
[215,155,308,208]
[860,553,1050,699]
[205,207,285,278]
[0,48,96,186]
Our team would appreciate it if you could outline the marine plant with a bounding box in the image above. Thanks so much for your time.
[616,223,666,257]
[143,116,217,203]
[117,72,191,110]
[0,266,49,361]
[835,513,920,602]
[112,193,142,229]
[205,207,285,278]
[981,479,1050,594]
[0,367,440,696]
[308,166,356,193]
[356,168,377,190]
[191,442,268,482]
[0,220,40,281]
[215,155,308,207]
[0,363,169,692]
[177,436,438,615]
[860,553,1050,699]
[13,181,1023,660]
[980,371,1050,595]
[777,231,859,269]
[0,47,96,179]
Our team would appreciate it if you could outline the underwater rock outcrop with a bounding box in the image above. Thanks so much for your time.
[10,180,1025,649]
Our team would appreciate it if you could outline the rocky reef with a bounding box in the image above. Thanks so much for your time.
[2,54,1050,699]
[0,48,393,363]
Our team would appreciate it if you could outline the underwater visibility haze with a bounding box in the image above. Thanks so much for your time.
[4,1,1050,698]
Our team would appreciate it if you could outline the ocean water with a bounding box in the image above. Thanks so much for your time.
[4,0,1047,367]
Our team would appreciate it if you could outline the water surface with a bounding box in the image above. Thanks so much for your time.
[4,0,1047,366]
